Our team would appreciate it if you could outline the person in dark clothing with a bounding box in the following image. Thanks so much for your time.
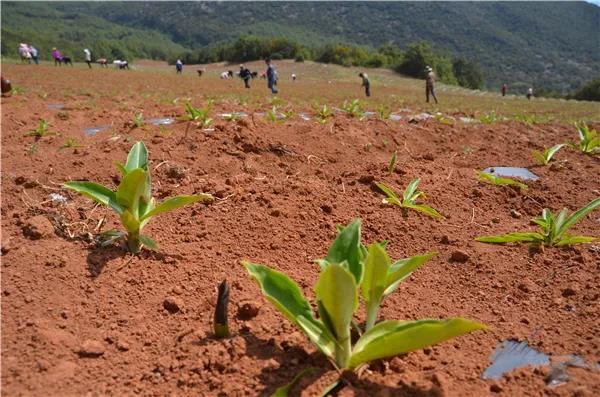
[501,83,507,97]
[425,66,438,104]
[358,72,371,97]
[240,65,251,88]
[265,58,278,94]
[175,59,183,74]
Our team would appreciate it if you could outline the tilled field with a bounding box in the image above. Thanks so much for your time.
[1,63,599,397]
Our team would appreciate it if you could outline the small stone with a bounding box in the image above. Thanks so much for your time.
[491,217,500,224]
[213,184,229,199]
[22,216,55,240]
[510,209,522,218]
[490,383,503,393]
[238,300,260,320]
[422,153,434,161]
[163,296,184,313]
[172,286,183,295]
[78,340,105,357]
[520,317,530,325]
[321,204,333,214]
[1,237,11,255]
[116,341,130,352]
[449,250,470,263]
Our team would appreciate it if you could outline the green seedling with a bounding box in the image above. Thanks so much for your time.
[570,122,599,154]
[133,113,145,129]
[10,86,24,95]
[271,367,317,397]
[388,152,397,174]
[434,113,454,125]
[477,111,500,124]
[59,138,82,151]
[26,119,55,139]
[64,141,213,253]
[341,99,363,118]
[179,101,212,128]
[476,198,600,246]
[376,180,444,219]
[531,143,566,166]
[376,104,391,120]
[477,171,528,190]
[266,106,281,122]
[243,219,485,372]
[315,104,333,120]
[214,280,230,338]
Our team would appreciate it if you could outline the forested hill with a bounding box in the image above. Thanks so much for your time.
[2,1,598,93]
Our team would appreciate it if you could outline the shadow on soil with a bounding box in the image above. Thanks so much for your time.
[86,246,183,278]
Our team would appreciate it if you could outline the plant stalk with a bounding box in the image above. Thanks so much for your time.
[127,231,141,253]
[335,334,352,369]
[365,301,380,331]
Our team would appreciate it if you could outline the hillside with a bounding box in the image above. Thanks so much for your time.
[2,1,598,93]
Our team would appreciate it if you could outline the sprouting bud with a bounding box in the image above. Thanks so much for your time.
[214,280,230,338]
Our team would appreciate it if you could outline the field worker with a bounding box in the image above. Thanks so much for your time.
[240,64,251,88]
[176,59,183,74]
[358,72,370,97]
[425,66,438,104]
[527,87,533,100]
[84,48,92,68]
[18,44,30,63]
[29,46,39,65]
[292,73,297,81]
[52,48,62,66]
[501,83,507,97]
[265,58,278,94]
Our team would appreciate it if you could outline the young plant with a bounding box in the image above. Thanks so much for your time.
[376,179,444,219]
[59,138,82,151]
[477,171,528,190]
[214,280,230,338]
[315,104,333,122]
[341,99,363,118]
[376,104,391,120]
[266,106,280,122]
[64,141,213,253]
[26,119,55,139]
[243,219,485,371]
[571,122,599,154]
[133,112,145,129]
[476,197,600,246]
[477,110,500,124]
[388,151,397,175]
[531,143,566,166]
[179,101,213,128]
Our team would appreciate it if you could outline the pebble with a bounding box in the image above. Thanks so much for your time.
[510,209,522,218]
[449,250,470,263]
[237,300,260,319]
[163,296,184,313]
[78,340,105,357]
[1,237,11,255]
[117,341,130,352]
[489,383,503,393]
[269,209,281,217]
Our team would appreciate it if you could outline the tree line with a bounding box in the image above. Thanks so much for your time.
[170,35,485,90]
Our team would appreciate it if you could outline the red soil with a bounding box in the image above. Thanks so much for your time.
[1,64,599,396]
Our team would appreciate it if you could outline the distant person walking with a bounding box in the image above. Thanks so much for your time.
[265,58,278,94]
[240,65,251,88]
[526,87,533,100]
[84,48,92,68]
[175,59,183,74]
[292,73,297,82]
[425,66,438,104]
[29,46,39,65]
[18,44,31,64]
[52,48,62,66]
[358,72,370,97]
[501,83,507,97]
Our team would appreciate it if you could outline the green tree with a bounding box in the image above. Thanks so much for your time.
[452,57,484,89]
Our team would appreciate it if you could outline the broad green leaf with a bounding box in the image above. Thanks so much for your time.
[546,143,566,160]
[556,197,600,238]
[324,219,363,284]
[361,243,390,305]
[243,262,335,357]
[404,203,445,219]
[475,232,544,244]
[403,179,420,202]
[140,194,213,221]
[555,235,597,246]
[116,168,147,217]
[315,264,358,340]
[317,378,342,397]
[63,181,123,214]
[348,318,487,369]
[270,367,317,397]
[477,171,528,190]
[140,235,158,250]
[124,141,148,172]
[384,252,437,296]
[375,182,401,206]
